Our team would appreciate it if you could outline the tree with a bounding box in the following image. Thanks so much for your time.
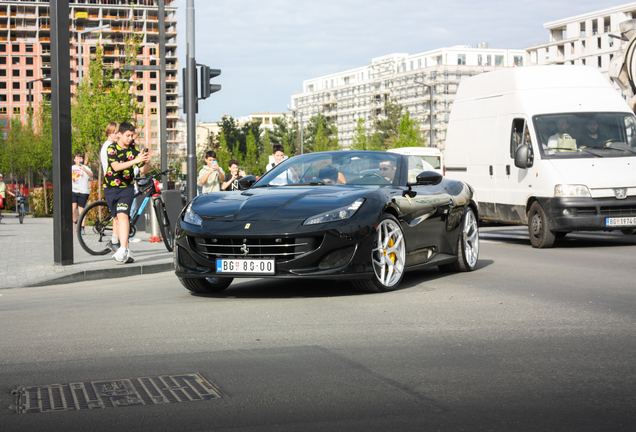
[270,116,298,156]
[28,102,53,214]
[305,114,338,153]
[244,130,260,176]
[393,110,425,148]
[72,32,143,198]
[372,99,404,150]
[351,118,369,150]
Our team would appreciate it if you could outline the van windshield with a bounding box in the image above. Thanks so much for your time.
[533,113,636,158]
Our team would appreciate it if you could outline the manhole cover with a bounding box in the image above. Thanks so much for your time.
[15,373,224,414]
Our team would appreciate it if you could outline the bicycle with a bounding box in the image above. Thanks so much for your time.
[76,169,175,255]
[16,190,26,224]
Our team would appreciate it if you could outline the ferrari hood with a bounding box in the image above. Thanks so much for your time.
[191,186,371,222]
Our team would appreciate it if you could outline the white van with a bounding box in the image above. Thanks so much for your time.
[388,147,445,175]
[444,66,636,248]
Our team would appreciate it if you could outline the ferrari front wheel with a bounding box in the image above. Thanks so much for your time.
[353,214,406,293]
[179,276,233,294]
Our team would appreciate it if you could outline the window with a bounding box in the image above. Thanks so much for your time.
[150,95,157,103]
[0,95,6,103]
[13,107,20,115]
[344,77,349,85]
[150,107,157,114]
[410,61,414,70]
[0,119,7,127]
[0,70,5,77]
[136,71,143,79]
[457,54,466,65]
[510,118,527,158]
[12,69,19,77]
[26,57,33,65]
[13,94,20,102]
[13,82,19,89]
[137,132,144,139]
[514,55,523,66]
[0,45,5,52]
[12,57,20,65]
[137,96,143,102]
[150,119,157,127]
[478,54,483,66]
[27,94,33,103]
[150,131,158,138]
[12,44,19,53]
[150,72,156,79]
[486,55,492,66]
[0,82,4,89]
[26,70,33,77]
[0,57,5,65]
[150,83,156,91]
[0,106,6,114]
[495,55,504,66]
[25,45,33,53]
[418,59,421,69]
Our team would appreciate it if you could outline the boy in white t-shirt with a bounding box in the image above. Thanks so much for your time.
[72,152,93,233]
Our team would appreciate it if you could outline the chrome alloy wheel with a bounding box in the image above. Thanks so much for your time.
[371,218,406,287]
[463,208,479,268]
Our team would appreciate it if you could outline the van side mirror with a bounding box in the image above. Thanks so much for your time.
[409,171,443,186]
[238,175,257,189]
[514,144,534,169]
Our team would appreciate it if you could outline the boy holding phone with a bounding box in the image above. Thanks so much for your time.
[198,150,225,194]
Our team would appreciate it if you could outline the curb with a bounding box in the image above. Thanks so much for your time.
[1,261,174,289]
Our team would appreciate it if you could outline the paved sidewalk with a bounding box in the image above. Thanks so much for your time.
[0,215,174,289]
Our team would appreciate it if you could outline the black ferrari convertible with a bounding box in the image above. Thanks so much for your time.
[174,150,479,293]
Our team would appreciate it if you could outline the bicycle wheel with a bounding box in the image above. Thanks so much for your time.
[77,200,114,255]
[154,198,174,252]
[19,204,24,224]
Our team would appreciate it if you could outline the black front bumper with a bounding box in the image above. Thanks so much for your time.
[539,196,636,232]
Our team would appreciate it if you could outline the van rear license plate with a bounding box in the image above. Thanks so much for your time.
[216,259,275,274]
[606,217,636,227]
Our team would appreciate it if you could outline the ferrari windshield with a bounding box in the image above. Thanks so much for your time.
[255,151,403,187]
[534,112,636,158]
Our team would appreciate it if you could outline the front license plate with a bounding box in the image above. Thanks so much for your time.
[216,259,275,275]
[606,217,636,227]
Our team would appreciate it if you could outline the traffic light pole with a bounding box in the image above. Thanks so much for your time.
[185,0,198,203]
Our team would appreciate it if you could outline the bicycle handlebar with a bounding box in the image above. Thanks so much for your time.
[134,168,175,182]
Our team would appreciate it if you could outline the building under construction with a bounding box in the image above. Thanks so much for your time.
[0,0,178,163]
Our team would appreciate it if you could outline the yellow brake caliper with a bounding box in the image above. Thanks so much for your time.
[384,238,396,265]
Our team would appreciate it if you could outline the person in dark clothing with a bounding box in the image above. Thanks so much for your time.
[222,159,246,191]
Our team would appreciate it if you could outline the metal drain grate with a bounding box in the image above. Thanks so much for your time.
[15,373,224,414]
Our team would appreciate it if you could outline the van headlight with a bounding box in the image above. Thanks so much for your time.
[183,202,203,226]
[554,184,591,197]
[304,198,365,225]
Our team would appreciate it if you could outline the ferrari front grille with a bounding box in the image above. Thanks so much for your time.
[190,236,322,263]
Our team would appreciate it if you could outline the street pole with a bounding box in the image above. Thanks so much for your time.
[51,0,73,265]
[158,0,168,190]
[185,0,197,203]
[414,80,435,147]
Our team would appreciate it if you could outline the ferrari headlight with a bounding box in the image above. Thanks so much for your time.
[303,198,365,225]
[554,184,591,197]
[183,202,203,226]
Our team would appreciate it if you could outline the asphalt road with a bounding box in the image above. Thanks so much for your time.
[1,226,635,431]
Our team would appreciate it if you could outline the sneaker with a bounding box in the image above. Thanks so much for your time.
[130,236,141,243]
[107,240,120,253]
[123,249,134,264]
[112,246,127,262]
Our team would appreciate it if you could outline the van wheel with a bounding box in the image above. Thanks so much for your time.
[528,202,556,248]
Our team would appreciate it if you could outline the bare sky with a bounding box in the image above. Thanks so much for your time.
[174,0,632,122]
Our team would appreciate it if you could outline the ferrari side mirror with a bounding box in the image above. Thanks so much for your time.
[411,171,443,186]
[238,175,257,189]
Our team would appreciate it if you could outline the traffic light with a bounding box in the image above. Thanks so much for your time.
[182,66,197,114]
[200,65,221,99]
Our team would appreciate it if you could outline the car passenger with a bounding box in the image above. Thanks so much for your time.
[318,165,345,185]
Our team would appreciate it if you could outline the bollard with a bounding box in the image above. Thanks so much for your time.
[147,197,162,243]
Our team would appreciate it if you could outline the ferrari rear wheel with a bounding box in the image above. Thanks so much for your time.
[353,214,406,293]
[439,207,479,272]
[179,276,233,294]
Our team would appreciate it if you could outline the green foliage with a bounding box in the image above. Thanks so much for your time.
[72,33,143,178]
[304,114,338,153]
[244,130,261,176]
[394,110,425,148]
[29,186,54,217]
[269,116,298,156]
[371,99,404,150]
[351,118,368,150]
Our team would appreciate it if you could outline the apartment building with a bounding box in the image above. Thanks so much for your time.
[0,0,178,164]
[290,45,526,149]
[525,2,636,78]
